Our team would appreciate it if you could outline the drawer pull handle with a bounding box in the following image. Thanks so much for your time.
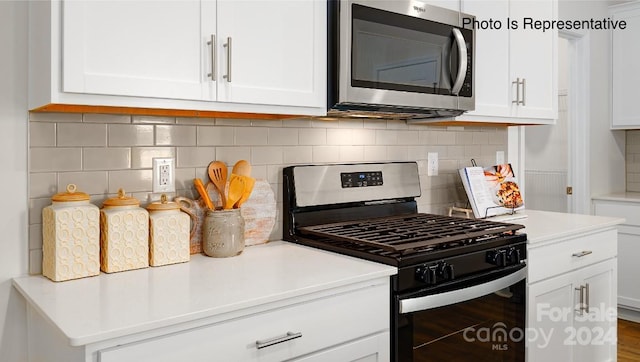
[572,250,593,258]
[256,331,302,349]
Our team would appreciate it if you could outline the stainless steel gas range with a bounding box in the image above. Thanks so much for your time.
[283,162,527,362]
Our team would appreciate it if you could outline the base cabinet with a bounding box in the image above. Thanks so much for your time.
[526,227,618,362]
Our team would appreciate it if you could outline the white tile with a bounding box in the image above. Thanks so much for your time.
[132,115,175,124]
[174,167,196,191]
[363,120,387,129]
[83,114,131,123]
[57,123,107,147]
[283,146,313,164]
[312,146,340,162]
[299,128,326,145]
[447,145,465,158]
[433,131,457,145]
[268,128,298,145]
[376,130,398,145]
[352,129,376,145]
[456,131,474,145]
[29,249,43,275]
[386,120,409,130]
[30,148,82,172]
[156,125,196,146]
[338,119,363,128]
[472,132,489,145]
[363,146,387,161]
[398,130,419,145]
[108,169,153,193]
[30,112,82,123]
[418,130,431,145]
[131,147,175,169]
[30,173,57,199]
[57,171,109,195]
[176,147,216,168]
[29,198,50,225]
[83,148,131,170]
[29,224,42,250]
[216,118,252,127]
[215,147,252,165]
[326,128,353,145]
[266,165,283,184]
[282,118,313,128]
[29,122,56,147]
[197,126,235,146]
[339,146,364,162]
[176,117,216,125]
[251,146,283,165]
[387,146,408,161]
[407,145,429,161]
[250,165,268,180]
[108,124,154,146]
[251,119,283,127]
[236,127,269,145]
[312,119,340,128]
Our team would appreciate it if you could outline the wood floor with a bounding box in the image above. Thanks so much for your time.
[619,319,640,361]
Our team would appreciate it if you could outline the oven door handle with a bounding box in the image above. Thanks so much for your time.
[399,267,527,314]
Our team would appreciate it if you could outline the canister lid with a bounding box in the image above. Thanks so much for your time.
[52,184,90,202]
[146,194,180,211]
[103,188,140,207]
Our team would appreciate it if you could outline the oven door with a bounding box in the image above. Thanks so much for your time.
[394,265,526,362]
[338,0,474,111]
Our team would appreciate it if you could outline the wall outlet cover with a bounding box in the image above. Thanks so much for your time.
[427,152,439,176]
[152,157,175,193]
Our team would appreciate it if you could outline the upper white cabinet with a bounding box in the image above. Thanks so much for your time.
[458,0,557,124]
[610,2,640,129]
[29,0,326,116]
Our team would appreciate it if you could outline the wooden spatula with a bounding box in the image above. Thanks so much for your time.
[225,175,246,210]
[234,176,255,209]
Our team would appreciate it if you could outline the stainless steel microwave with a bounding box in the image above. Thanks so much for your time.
[327,0,475,120]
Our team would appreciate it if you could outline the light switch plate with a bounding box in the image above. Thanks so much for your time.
[152,157,175,193]
[427,152,438,176]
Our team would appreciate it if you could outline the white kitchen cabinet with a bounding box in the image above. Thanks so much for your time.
[29,0,326,117]
[610,3,640,129]
[14,243,395,362]
[458,0,557,124]
[526,225,618,362]
[593,198,640,312]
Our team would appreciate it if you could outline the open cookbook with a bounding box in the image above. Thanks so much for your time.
[459,163,525,219]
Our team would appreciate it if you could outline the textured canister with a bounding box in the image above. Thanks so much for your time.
[147,194,192,266]
[42,184,100,282]
[100,189,149,273]
[202,208,245,258]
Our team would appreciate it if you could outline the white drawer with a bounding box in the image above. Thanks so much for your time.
[98,281,389,362]
[594,201,640,226]
[527,229,617,283]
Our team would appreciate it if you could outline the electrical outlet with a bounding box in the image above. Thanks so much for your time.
[152,157,175,193]
[496,151,505,165]
[427,152,438,176]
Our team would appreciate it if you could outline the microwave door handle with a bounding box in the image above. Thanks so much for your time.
[450,28,467,95]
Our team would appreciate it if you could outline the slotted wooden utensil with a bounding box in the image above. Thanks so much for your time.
[225,175,246,209]
[193,178,213,210]
[207,161,227,208]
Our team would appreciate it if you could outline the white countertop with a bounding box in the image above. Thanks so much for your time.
[13,241,396,347]
[592,192,640,203]
[513,209,624,245]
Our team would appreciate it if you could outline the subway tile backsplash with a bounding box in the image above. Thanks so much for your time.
[27,112,508,274]
[628,130,640,192]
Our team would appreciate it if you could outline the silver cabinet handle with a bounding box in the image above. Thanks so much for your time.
[572,250,593,258]
[512,78,521,104]
[223,37,232,82]
[207,34,216,80]
[450,28,467,95]
[575,285,586,315]
[256,331,302,349]
[521,78,526,106]
[585,282,590,314]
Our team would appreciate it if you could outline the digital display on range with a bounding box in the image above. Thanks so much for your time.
[340,171,383,188]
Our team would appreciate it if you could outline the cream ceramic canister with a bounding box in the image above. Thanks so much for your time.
[42,184,100,282]
[100,189,149,273]
[147,194,193,267]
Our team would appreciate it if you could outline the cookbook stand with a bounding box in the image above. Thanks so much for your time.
[481,204,518,219]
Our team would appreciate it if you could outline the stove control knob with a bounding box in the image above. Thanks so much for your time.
[507,248,521,265]
[444,264,455,280]
[487,249,507,267]
[435,261,455,281]
[416,265,438,285]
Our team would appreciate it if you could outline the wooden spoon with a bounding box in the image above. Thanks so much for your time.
[231,160,252,177]
[207,161,227,208]
[225,176,246,209]
[193,178,213,210]
[234,176,255,209]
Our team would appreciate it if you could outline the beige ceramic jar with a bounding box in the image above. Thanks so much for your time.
[100,189,149,273]
[147,194,192,266]
[42,184,100,282]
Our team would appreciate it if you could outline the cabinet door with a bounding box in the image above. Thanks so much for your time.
[216,0,325,108]
[573,258,617,362]
[461,1,512,118]
[611,5,640,128]
[527,269,578,362]
[618,232,640,309]
[291,332,390,362]
[62,1,215,101]
[509,0,557,121]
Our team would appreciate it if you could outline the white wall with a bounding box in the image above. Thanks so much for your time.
[0,1,29,360]
[558,0,626,197]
